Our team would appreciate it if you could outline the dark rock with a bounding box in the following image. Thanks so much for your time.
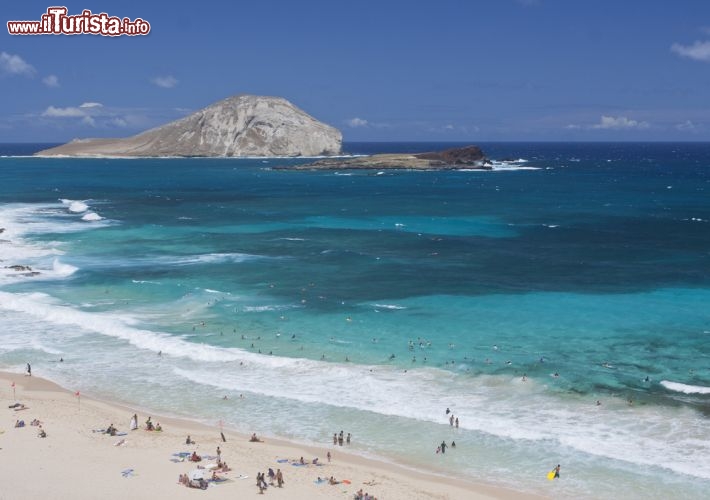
[413,145,486,165]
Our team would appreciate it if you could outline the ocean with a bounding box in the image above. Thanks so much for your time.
[0,142,708,499]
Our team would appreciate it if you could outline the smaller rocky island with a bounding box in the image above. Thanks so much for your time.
[279,145,491,171]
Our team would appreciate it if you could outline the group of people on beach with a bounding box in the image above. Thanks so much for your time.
[11,405,46,437]
[353,489,378,500]
[144,416,162,431]
[435,408,459,454]
[332,430,351,446]
[256,467,284,493]
[445,408,460,428]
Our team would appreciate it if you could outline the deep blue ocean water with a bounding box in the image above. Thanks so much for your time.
[1,142,709,498]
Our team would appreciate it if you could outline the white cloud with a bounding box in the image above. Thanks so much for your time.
[110,117,128,127]
[42,102,103,125]
[42,74,60,87]
[346,117,368,128]
[671,40,710,62]
[42,105,86,118]
[444,124,455,130]
[591,115,649,130]
[675,120,697,131]
[0,52,36,77]
[151,75,178,88]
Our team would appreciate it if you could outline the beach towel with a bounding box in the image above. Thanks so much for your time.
[121,468,134,478]
[114,438,126,446]
[276,459,289,463]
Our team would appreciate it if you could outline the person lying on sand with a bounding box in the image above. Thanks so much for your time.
[189,478,208,490]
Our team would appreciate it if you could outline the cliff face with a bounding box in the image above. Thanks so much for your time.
[36,95,342,157]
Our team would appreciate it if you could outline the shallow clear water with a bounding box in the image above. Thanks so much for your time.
[1,142,709,498]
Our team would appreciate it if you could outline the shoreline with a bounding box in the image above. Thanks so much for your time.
[0,370,543,500]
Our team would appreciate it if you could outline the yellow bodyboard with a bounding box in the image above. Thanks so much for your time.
[547,471,556,480]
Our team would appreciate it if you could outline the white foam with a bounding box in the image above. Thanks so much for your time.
[0,290,243,363]
[372,303,407,310]
[60,199,89,213]
[169,252,266,266]
[661,380,710,394]
[81,212,103,221]
[242,304,297,313]
[52,258,78,277]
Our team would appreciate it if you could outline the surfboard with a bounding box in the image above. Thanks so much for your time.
[547,470,555,480]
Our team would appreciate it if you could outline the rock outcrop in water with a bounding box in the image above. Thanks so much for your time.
[280,145,490,170]
[35,95,342,157]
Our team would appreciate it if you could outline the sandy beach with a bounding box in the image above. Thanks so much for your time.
[0,370,539,500]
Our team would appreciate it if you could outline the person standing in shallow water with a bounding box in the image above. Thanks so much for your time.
[26,363,31,376]
[440,440,447,454]
[554,464,561,479]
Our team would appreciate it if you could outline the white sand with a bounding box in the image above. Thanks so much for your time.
[0,371,542,500]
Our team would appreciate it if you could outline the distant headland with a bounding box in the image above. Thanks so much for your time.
[278,145,491,171]
[35,95,342,158]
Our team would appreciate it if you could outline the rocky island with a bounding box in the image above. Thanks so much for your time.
[279,145,491,170]
[35,95,342,157]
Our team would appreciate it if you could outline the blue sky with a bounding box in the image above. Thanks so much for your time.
[1,0,709,142]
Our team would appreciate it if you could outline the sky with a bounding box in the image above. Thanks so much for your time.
[1,0,710,142]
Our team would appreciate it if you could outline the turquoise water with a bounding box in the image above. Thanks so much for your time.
[1,143,709,498]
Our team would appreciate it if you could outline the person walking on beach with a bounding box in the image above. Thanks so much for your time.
[327,451,331,462]
[276,468,284,487]
[26,363,31,376]
[440,440,447,454]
